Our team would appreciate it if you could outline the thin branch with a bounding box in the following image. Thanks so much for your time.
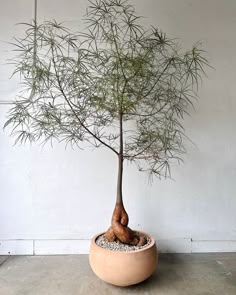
[51,46,119,155]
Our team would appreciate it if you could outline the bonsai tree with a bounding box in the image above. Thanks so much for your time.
[4,0,209,246]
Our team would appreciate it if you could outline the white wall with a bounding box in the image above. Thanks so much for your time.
[1,0,236,254]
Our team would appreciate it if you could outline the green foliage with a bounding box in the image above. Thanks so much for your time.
[4,0,209,178]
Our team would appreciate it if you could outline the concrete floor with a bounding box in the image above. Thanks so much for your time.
[0,254,236,295]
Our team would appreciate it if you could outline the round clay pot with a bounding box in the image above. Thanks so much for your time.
[89,231,158,286]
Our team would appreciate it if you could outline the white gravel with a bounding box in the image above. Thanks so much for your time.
[96,233,151,251]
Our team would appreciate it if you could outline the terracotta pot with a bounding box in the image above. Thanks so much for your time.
[89,231,158,286]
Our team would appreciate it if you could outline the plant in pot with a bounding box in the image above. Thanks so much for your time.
[4,0,209,287]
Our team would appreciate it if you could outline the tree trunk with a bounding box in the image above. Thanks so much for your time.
[105,113,146,246]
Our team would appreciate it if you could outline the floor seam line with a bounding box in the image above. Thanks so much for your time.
[0,257,10,268]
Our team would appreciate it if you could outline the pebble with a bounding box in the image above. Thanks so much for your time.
[96,233,151,252]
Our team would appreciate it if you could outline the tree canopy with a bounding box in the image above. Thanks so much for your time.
[4,0,209,179]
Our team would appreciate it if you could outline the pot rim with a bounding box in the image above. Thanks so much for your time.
[91,230,156,254]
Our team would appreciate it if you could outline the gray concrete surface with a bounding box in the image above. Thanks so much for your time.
[0,253,235,295]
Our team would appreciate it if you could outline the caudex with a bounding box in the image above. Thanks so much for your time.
[5,0,209,246]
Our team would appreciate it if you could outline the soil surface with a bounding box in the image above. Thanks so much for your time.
[96,233,151,251]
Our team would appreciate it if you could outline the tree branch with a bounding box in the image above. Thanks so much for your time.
[51,47,119,155]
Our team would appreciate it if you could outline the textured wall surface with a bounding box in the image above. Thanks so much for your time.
[0,0,236,254]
